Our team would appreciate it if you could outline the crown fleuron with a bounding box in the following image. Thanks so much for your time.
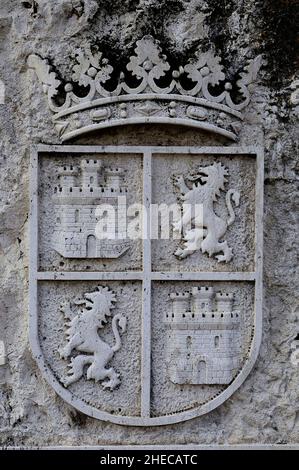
[27,36,262,142]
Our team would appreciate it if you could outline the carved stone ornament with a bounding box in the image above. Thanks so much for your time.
[28,36,262,142]
[166,287,241,384]
[52,159,129,259]
[29,145,263,426]
[59,286,126,389]
[173,162,240,262]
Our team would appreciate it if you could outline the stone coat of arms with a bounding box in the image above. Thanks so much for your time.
[29,36,263,426]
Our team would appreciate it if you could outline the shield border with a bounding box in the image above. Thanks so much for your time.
[29,144,263,426]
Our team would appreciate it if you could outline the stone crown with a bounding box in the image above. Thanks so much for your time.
[27,36,262,142]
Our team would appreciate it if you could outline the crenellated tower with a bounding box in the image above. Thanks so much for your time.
[215,292,234,312]
[170,292,190,316]
[164,287,242,385]
[80,159,101,188]
[191,287,214,313]
[105,167,124,191]
[58,165,79,187]
[52,158,130,259]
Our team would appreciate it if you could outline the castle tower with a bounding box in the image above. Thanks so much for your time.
[52,158,130,260]
[80,159,101,188]
[191,287,214,313]
[58,165,79,187]
[215,292,234,313]
[105,167,124,191]
[170,292,190,316]
[165,287,241,386]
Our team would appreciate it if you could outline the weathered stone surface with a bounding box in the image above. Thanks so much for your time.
[0,0,298,446]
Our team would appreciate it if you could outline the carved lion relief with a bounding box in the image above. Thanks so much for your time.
[173,162,240,262]
[59,286,126,390]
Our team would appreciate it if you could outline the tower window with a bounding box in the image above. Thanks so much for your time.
[90,176,94,184]
[214,336,220,348]
[75,209,79,223]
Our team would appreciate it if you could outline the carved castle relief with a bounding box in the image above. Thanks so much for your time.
[52,158,129,259]
[165,287,241,385]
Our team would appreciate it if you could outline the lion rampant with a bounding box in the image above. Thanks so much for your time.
[59,286,126,390]
[173,162,240,263]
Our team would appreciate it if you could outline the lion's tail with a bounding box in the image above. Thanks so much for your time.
[226,189,240,226]
[112,314,127,353]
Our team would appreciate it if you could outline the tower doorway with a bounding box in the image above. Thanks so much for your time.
[193,359,206,384]
[86,234,97,257]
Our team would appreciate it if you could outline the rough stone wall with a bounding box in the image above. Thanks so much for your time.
[0,0,298,446]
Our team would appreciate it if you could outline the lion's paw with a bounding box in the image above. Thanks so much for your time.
[102,376,120,391]
[216,250,233,263]
[174,247,187,259]
[59,347,70,360]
